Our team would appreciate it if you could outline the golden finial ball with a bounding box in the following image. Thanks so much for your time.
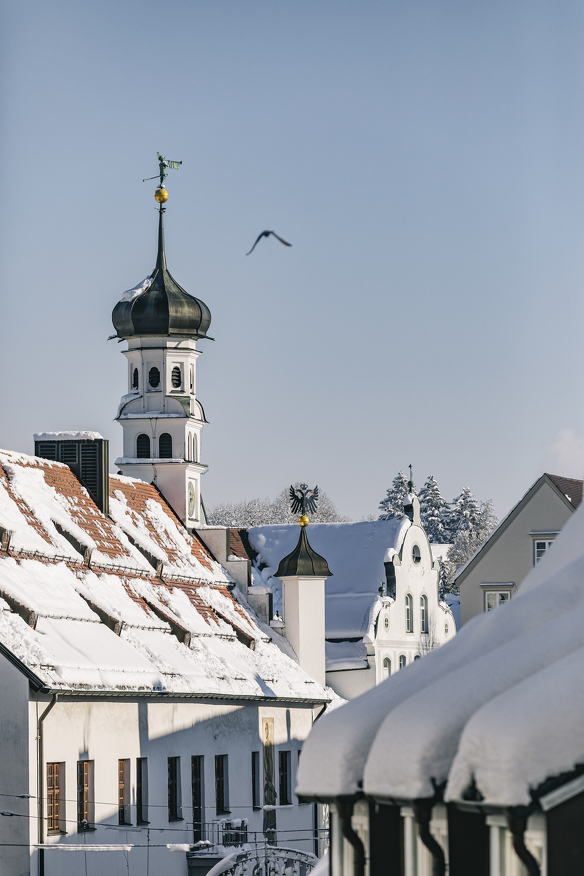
[155,188,169,203]
[298,515,310,527]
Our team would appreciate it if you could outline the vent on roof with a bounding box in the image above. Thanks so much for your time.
[34,436,109,516]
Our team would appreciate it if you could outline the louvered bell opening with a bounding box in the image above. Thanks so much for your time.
[132,368,139,390]
[136,434,150,459]
[159,433,173,459]
[171,366,181,389]
[148,367,160,388]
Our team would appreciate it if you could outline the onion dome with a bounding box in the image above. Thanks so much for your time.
[276,525,333,578]
[112,209,212,340]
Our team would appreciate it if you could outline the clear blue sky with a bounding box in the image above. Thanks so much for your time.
[2,0,584,520]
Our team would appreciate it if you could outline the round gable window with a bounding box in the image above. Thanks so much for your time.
[384,616,389,631]
[148,367,160,388]
[412,544,421,564]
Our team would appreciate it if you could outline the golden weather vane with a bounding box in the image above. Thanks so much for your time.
[143,152,182,204]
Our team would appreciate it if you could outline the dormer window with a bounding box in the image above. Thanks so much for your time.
[132,368,139,390]
[171,366,182,389]
[148,367,160,389]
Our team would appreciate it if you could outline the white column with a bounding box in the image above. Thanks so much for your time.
[281,576,326,687]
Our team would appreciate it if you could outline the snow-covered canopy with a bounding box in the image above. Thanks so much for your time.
[0,450,328,702]
[297,502,584,805]
[248,519,409,639]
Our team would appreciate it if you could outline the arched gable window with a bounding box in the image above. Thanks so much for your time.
[399,655,407,669]
[132,368,139,390]
[420,594,428,634]
[382,657,391,680]
[159,433,173,458]
[405,593,413,633]
[136,434,150,459]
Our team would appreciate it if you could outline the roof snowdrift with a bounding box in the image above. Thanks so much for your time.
[297,504,584,804]
[0,450,327,702]
[249,519,409,640]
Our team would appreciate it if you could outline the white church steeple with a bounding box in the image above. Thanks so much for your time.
[111,169,213,527]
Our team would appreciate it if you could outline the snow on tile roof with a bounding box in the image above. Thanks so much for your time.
[297,501,584,803]
[0,449,327,701]
[248,519,408,639]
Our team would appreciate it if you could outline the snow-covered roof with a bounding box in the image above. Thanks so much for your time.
[33,431,105,441]
[248,519,409,640]
[0,450,328,702]
[296,500,584,805]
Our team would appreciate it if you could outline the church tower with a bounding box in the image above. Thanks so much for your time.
[111,168,212,527]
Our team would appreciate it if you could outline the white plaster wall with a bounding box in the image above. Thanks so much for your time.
[31,696,317,876]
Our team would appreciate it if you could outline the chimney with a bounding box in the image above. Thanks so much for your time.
[34,432,109,515]
[275,522,332,688]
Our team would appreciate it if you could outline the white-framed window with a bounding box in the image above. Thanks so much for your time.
[382,657,391,679]
[405,593,413,633]
[484,590,511,612]
[420,595,428,634]
[399,654,407,669]
[534,539,554,565]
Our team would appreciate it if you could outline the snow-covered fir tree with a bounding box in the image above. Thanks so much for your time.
[418,475,450,542]
[442,495,499,593]
[208,484,348,527]
[378,471,411,520]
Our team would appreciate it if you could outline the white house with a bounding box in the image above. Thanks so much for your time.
[295,483,584,876]
[245,493,456,700]
[455,473,582,627]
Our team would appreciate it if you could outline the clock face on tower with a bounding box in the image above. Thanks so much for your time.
[188,482,196,518]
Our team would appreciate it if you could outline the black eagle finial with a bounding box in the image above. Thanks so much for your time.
[289,483,319,519]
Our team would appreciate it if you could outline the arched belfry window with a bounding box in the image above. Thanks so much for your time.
[193,434,198,462]
[420,595,429,634]
[148,367,160,388]
[171,366,182,389]
[159,433,173,458]
[405,593,413,633]
[136,434,150,459]
[412,544,421,564]
[382,657,391,680]
[132,368,139,390]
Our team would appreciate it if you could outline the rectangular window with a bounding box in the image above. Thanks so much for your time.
[47,762,64,833]
[252,751,261,809]
[118,759,131,825]
[485,591,511,612]
[191,756,204,842]
[279,751,292,806]
[137,758,149,824]
[168,757,183,821]
[215,755,230,815]
[534,539,554,564]
[77,760,94,830]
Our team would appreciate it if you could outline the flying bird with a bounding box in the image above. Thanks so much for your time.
[246,230,292,256]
